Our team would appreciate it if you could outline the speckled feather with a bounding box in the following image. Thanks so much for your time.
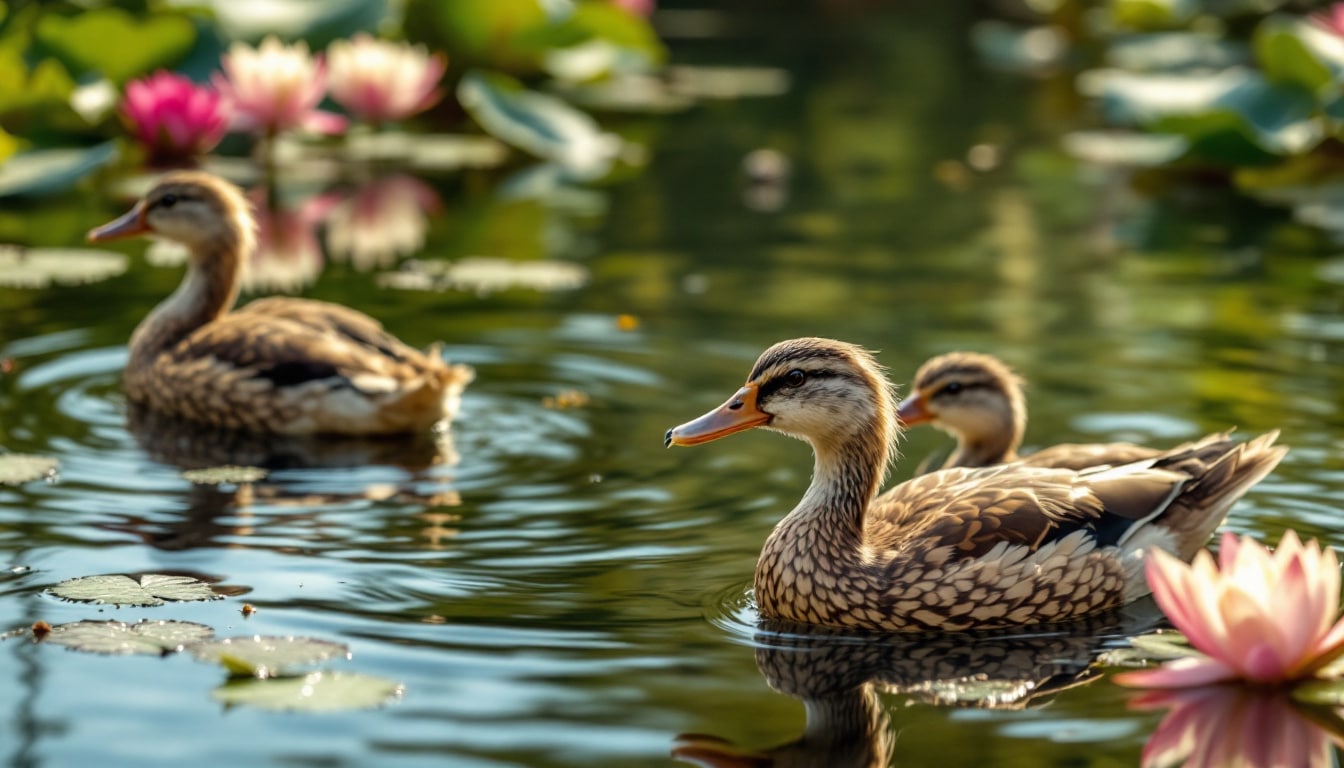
[101,171,473,435]
[673,338,1287,632]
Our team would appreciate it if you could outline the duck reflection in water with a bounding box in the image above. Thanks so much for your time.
[113,402,461,551]
[1132,685,1344,768]
[673,606,1162,768]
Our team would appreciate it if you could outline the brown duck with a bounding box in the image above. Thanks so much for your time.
[666,338,1286,632]
[87,171,473,435]
[897,351,1162,470]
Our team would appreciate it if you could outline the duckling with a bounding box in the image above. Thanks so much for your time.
[666,338,1286,632]
[87,171,472,434]
[897,351,1160,470]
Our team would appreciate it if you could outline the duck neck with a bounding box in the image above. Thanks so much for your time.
[757,425,890,614]
[129,238,241,366]
[949,433,1017,468]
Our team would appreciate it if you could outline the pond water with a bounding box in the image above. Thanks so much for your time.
[3,3,1344,767]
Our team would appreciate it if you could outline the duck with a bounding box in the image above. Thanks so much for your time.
[896,351,1162,470]
[86,171,473,435]
[665,337,1286,632]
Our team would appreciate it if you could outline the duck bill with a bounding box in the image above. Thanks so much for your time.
[896,391,933,426]
[86,202,149,243]
[666,384,770,447]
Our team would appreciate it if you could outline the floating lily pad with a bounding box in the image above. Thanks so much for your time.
[666,65,791,100]
[212,670,403,712]
[0,454,59,485]
[379,257,588,295]
[1098,631,1195,668]
[1291,678,1344,706]
[189,636,349,678]
[181,466,268,485]
[1106,33,1246,72]
[1062,131,1188,167]
[0,142,118,199]
[458,70,622,180]
[41,619,214,656]
[0,246,128,288]
[50,573,222,607]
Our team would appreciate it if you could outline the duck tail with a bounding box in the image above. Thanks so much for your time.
[1154,430,1288,560]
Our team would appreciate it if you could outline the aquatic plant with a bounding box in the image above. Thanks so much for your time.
[327,35,446,125]
[120,71,229,164]
[213,36,346,137]
[1115,531,1344,688]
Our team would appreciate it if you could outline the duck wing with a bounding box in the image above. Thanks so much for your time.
[870,461,1188,560]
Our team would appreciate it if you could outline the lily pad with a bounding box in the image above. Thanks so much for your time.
[458,70,622,180]
[49,573,222,607]
[41,619,214,656]
[666,65,792,100]
[189,636,349,678]
[379,257,588,295]
[0,143,119,198]
[1291,678,1344,706]
[0,454,59,485]
[1062,131,1188,167]
[181,466,268,485]
[34,7,195,84]
[0,246,128,289]
[212,670,403,712]
[1098,631,1196,667]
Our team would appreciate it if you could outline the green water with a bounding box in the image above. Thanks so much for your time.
[2,4,1340,766]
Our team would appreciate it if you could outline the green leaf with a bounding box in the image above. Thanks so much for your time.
[1254,18,1334,93]
[0,453,58,485]
[1110,0,1197,31]
[457,69,621,180]
[34,8,195,84]
[181,466,268,485]
[1153,76,1320,158]
[49,573,222,607]
[1291,678,1344,706]
[189,636,349,678]
[1062,131,1188,166]
[557,3,664,68]
[41,619,214,655]
[212,670,403,712]
[405,0,552,73]
[1098,631,1197,667]
[0,245,127,288]
[0,142,118,199]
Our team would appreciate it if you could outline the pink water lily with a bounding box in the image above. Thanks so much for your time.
[1116,531,1344,688]
[1132,687,1343,768]
[326,34,446,124]
[213,36,346,136]
[121,71,229,164]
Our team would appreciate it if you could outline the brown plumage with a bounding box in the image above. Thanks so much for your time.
[666,337,1287,632]
[86,171,472,435]
[897,351,1162,470]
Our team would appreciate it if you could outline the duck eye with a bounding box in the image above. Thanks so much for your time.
[940,381,964,396]
[159,193,178,209]
[785,369,806,387]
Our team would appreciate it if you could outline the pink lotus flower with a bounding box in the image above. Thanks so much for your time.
[121,71,229,164]
[1115,531,1344,688]
[1312,4,1344,37]
[1132,686,1343,768]
[325,174,440,270]
[326,34,446,124]
[213,36,346,136]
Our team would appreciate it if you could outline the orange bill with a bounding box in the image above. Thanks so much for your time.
[86,202,149,243]
[896,391,933,426]
[665,384,770,447]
